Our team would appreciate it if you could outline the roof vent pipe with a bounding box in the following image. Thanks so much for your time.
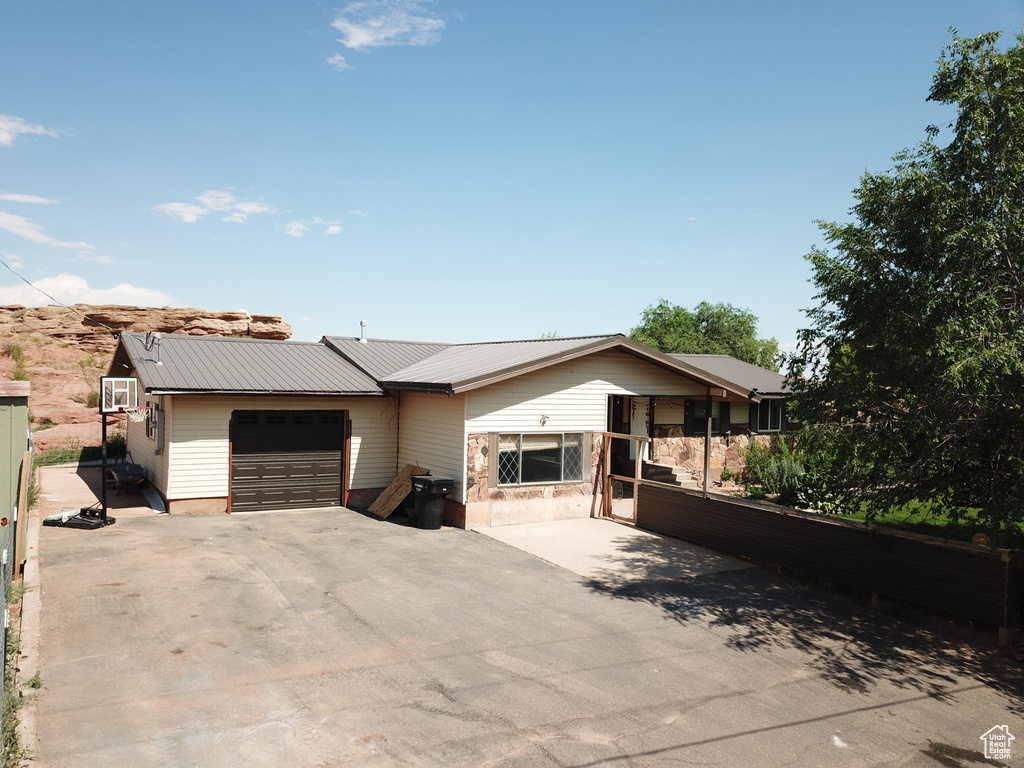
[359,320,367,344]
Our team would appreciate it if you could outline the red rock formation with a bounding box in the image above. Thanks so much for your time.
[0,305,292,450]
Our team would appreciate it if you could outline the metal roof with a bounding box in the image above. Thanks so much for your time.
[111,331,788,401]
[322,336,452,380]
[671,354,790,397]
[117,332,383,395]
[380,335,761,397]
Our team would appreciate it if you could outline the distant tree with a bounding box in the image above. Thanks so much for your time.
[630,299,780,370]
[790,31,1024,530]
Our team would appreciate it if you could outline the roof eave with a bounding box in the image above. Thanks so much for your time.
[143,388,385,397]
[443,336,628,393]
[613,338,762,399]
[380,382,455,396]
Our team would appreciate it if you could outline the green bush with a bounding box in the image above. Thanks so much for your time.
[742,435,787,485]
[758,455,806,505]
[6,344,30,381]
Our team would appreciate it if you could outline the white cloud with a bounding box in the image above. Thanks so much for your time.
[285,221,309,238]
[152,202,208,223]
[287,218,342,237]
[332,0,444,51]
[327,53,350,70]
[196,190,239,211]
[348,209,367,216]
[4,253,24,270]
[222,201,274,223]
[0,115,59,148]
[0,193,59,205]
[0,273,175,307]
[0,211,94,249]
[153,190,275,224]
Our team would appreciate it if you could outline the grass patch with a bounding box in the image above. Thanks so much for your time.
[34,437,127,467]
[825,501,1024,549]
[2,607,27,767]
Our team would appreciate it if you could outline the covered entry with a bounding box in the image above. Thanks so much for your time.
[230,410,348,512]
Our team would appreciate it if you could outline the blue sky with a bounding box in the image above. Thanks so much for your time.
[2,2,1022,347]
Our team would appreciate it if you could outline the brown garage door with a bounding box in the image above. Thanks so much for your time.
[230,410,346,512]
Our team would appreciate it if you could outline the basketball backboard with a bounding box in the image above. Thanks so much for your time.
[100,376,138,413]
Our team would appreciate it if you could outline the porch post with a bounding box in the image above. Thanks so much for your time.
[602,433,611,517]
[633,437,643,520]
[702,393,712,497]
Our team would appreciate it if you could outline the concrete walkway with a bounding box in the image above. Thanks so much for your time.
[475,516,757,584]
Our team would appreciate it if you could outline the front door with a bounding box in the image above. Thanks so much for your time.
[629,397,650,462]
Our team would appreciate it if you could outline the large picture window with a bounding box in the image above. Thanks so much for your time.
[498,433,585,485]
[756,400,783,432]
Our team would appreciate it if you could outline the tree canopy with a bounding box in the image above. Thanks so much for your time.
[630,299,780,370]
[790,31,1024,528]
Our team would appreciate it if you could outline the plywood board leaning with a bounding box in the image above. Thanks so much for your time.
[368,464,429,519]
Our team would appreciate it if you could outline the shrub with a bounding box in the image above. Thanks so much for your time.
[758,455,806,506]
[5,344,30,381]
[742,435,787,485]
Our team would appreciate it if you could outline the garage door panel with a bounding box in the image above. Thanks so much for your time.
[230,411,345,512]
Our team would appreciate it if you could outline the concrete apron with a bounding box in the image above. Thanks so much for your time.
[37,464,164,520]
[474,516,757,584]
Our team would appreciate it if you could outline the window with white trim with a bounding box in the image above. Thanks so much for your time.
[497,433,584,485]
[756,399,783,432]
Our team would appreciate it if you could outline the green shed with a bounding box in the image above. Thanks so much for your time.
[0,381,31,575]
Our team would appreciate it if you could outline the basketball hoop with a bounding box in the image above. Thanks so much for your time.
[120,406,150,423]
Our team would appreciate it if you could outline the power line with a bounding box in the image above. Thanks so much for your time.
[1,260,119,334]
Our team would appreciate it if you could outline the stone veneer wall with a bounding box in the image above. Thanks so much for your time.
[650,426,775,483]
[466,433,604,504]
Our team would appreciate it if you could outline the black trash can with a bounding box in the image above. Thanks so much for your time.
[410,475,455,529]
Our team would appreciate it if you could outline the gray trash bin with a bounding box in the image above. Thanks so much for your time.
[410,475,454,529]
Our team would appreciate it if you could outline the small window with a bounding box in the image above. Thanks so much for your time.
[292,412,313,425]
[756,400,783,432]
[145,401,160,440]
[691,400,720,434]
[320,412,340,425]
[497,433,584,485]
[235,412,260,425]
[265,413,287,425]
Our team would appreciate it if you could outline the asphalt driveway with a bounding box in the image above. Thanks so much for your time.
[27,500,1024,767]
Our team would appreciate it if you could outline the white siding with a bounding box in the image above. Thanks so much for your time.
[653,399,686,425]
[124,395,169,495]
[397,391,467,502]
[162,394,398,501]
[467,349,708,433]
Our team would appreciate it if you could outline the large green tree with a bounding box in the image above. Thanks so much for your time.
[791,31,1024,528]
[630,299,780,370]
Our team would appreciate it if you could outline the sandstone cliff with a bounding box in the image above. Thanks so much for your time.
[0,305,292,450]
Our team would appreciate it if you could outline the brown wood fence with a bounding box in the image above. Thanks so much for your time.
[636,483,1024,631]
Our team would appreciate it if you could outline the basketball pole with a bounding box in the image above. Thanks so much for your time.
[101,408,108,521]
